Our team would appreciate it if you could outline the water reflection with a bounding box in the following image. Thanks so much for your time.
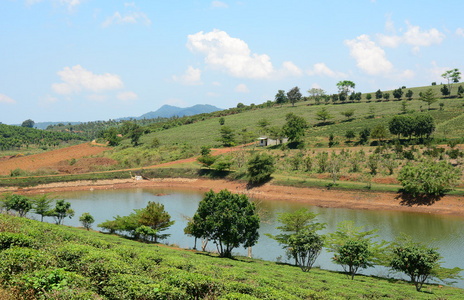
[53,188,464,288]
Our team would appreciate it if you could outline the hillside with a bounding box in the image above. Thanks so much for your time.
[135,104,222,120]
[0,213,462,299]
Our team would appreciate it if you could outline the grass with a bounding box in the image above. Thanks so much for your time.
[0,213,463,299]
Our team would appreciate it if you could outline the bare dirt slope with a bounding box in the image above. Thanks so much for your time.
[0,143,111,175]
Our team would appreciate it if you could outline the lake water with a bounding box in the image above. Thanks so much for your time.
[48,187,464,288]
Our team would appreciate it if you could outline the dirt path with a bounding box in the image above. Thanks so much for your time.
[6,177,464,218]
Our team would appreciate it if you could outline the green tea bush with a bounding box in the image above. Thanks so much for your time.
[0,247,53,281]
[0,232,36,250]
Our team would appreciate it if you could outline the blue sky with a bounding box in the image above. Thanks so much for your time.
[1,0,463,124]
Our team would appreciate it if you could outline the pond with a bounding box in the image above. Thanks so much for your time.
[50,188,464,288]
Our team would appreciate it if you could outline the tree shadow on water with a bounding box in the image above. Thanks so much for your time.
[395,191,443,206]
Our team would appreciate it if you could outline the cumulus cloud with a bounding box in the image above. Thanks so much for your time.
[307,62,346,78]
[211,1,228,8]
[428,61,449,82]
[345,35,393,76]
[187,29,275,79]
[235,83,249,93]
[51,65,124,95]
[0,94,16,104]
[172,66,203,86]
[377,20,445,53]
[102,11,151,27]
[281,61,303,77]
[117,91,138,101]
[456,28,464,37]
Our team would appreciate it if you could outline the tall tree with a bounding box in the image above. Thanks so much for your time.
[275,90,288,105]
[315,107,333,123]
[393,88,403,100]
[440,84,450,97]
[327,221,387,280]
[21,119,35,128]
[336,80,356,99]
[79,212,95,231]
[139,202,175,242]
[266,208,325,266]
[188,189,260,257]
[33,194,53,222]
[282,113,308,143]
[218,126,236,147]
[441,68,461,96]
[405,89,414,100]
[247,152,276,184]
[51,200,75,225]
[287,86,302,107]
[375,89,383,100]
[420,88,438,110]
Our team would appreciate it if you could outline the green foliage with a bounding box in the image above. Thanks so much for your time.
[282,113,308,143]
[21,119,35,128]
[219,117,225,125]
[327,221,387,280]
[371,124,388,142]
[275,89,288,104]
[397,160,460,196]
[315,107,333,123]
[390,234,462,292]
[287,86,302,106]
[32,194,53,222]
[1,193,32,217]
[50,200,75,225]
[266,208,325,267]
[420,88,438,110]
[406,89,414,100]
[139,202,175,242]
[393,88,403,100]
[340,109,355,120]
[247,152,276,184]
[345,130,355,142]
[79,213,95,231]
[189,189,260,257]
[336,80,356,97]
[197,154,217,169]
[440,84,450,97]
[218,126,236,147]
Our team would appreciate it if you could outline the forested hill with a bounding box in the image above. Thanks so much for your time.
[0,124,86,151]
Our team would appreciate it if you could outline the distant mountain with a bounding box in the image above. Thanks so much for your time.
[16,121,82,130]
[119,104,223,120]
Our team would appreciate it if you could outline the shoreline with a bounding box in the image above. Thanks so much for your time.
[3,177,464,218]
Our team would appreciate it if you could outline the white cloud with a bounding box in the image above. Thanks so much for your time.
[102,11,151,27]
[235,83,249,93]
[345,35,393,75]
[51,65,124,95]
[377,20,445,52]
[187,29,275,79]
[172,66,203,86]
[211,1,228,8]
[117,91,138,101]
[457,28,464,37]
[428,61,449,82]
[281,61,303,77]
[0,94,16,104]
[307,62,346,78]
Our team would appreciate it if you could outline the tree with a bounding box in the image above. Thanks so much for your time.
[197,147,217,169]
[327,221,386,280]
[104,127,122,146]
[340,109,355,120]
[219,117,225,125]
[287,86,302,107]
[218,126,236,147]
[307,88,325,104]
[400,100,408,114]
[440,84,450,97]
[390,234,462,292]
[420,88,438,110]
[266,208,325,266]
[51,200,75,225]
[366,93,372,101]
[414,114,435,138]
[371,124,388,143]
[282,113,308,143]
[405,89,413,100]
[257,118,270,134]
[336,80,356,99]
[79,212,95,231]
[458,85,464,98]
[127,123,143,146]
[288,229,324,272]
[275,90,288,105]
[359,128,371,144]
[33,194,53,222]
[315,107,333,123]
[393,88,403,100]
[331,94,339,103]
[383,92,390,101]
[398,160,460,196]
[247,152,276,184]
[4,194,31,217]
[21,119,35,128]
[375,89,383,100]
[345,130,356,142]
[188,189,260,257]
[441,68,461,96]
[139,202,175,242]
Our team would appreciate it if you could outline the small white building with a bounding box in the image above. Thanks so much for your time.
[258,136,288,147]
